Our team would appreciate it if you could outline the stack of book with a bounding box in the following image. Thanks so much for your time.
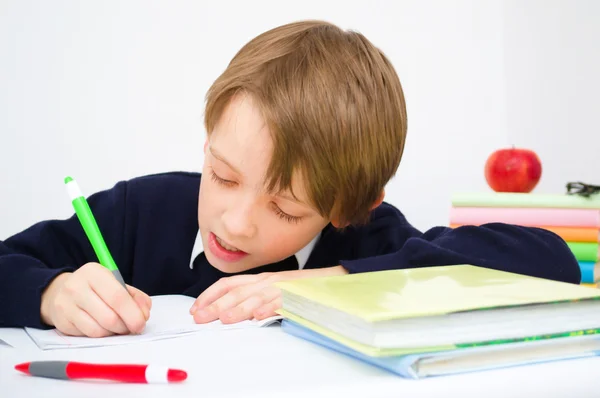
[449,192,600,287]
[275,265,600,379]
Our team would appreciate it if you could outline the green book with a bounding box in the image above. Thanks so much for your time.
[567,242,599,261]
[451,192,600,209]
[276,265,600,357]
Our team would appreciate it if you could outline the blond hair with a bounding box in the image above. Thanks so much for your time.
[204,20,407,226]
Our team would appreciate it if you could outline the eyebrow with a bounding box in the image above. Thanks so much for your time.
[277,191,308,207]
[209,146,242,175]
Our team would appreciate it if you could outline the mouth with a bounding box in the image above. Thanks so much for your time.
[215,235,241,252]
[207,232,249,262]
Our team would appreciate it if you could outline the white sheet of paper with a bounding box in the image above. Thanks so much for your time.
[24,294,282,350]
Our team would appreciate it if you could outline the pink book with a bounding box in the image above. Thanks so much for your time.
[449,207,600,228]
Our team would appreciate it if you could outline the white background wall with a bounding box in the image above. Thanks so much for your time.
[503,0,600,192]
[0,0,598,239]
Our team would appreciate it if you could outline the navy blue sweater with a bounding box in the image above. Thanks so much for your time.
[0,172,580,328]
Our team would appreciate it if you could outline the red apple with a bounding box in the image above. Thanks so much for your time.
[484,147,542,193]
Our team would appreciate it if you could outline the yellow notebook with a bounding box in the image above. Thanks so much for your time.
[275,265,600,354]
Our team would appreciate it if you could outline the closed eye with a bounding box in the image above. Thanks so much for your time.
[272,204,302,224]
[210,170,236,187]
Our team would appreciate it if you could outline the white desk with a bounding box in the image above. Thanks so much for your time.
[1,325,599,398]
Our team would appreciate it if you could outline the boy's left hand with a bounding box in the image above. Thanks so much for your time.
[189,266,347,324]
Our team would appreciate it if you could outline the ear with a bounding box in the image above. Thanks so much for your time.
[370,189,385,210]
[203,139,209,154]
[330,218,346,229]
[330,189,385,228]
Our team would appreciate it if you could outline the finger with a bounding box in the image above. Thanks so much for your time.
[190,274,264,313]
[253,294,283,320]
[127,285,152,320]
[74,286,129,335]
[193,281,269,324]
[220,286,281,324]
[89,270,147,334]
[71,307,114,338]
[127,285,152,309]
[50,295,87,336]
[54,316,85,337]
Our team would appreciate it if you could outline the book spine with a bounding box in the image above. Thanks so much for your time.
[566,242,599,262]
[579,261,600,284]
[449,207,600,228]
[450,224,599,243]
[451,192,600,209]
[543,227,598,242]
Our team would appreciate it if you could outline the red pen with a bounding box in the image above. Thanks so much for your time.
[15,361,187,383]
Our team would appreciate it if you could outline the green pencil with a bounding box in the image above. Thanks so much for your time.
[64,176,126,288]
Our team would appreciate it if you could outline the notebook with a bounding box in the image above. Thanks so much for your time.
[275,265,600,355]
[25,294,281,350]
[281,319,600,379]
[451,191,600,209]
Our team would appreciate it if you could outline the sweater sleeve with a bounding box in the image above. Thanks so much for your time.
[0,181,129,328]
[340,203,581,284]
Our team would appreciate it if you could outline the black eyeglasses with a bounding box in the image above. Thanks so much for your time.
[566,181,600,197]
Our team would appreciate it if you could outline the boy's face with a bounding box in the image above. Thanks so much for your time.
[197,94,330,273]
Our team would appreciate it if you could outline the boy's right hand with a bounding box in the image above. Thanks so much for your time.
[40,262,151,338]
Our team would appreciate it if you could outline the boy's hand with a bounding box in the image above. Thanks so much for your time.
[190,266,347,324]
[40,262,152,338]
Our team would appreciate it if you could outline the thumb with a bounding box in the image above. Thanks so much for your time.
[126,285,152,320]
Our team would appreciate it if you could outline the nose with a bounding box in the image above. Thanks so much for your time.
[221,199,257,239]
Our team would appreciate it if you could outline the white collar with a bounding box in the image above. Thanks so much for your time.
[189,231,320,270]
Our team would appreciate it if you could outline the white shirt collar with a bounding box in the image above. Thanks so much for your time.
[189,231,320,270]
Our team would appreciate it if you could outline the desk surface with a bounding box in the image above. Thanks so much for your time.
[1,325,598,398]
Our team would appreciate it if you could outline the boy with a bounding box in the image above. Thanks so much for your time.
[0,20,579,337]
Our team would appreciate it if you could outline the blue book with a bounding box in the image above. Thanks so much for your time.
[281,320,600,379]
[580,261,600,283]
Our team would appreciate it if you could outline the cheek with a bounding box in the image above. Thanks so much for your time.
[197,176,233,226]
[263,235,300,260]
[197,179,216,223]
[256,219,320,261]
